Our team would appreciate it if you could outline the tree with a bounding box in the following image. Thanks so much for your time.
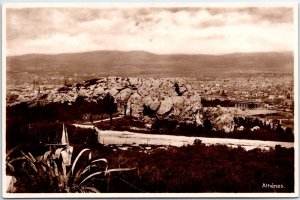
[116,97,128,117]
[203,119,212,133]
[102,93,117,127]
[120,101,127,117]
[285,127,293,135]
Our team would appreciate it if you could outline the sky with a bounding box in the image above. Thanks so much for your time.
[6,5,295,56]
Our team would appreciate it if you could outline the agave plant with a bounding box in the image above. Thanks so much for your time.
[6,147,136,193]
[7,123,136,193]
[6,144,25,175]
[64,148,136,193]
[6,148,61,193]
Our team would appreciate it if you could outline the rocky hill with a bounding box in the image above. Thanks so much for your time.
[9,76,239,133]
[34,77,203,123]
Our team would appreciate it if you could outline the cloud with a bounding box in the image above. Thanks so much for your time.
[6,6,295,55]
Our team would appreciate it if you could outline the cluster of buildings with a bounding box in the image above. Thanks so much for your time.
[191,74,294,111]
[6,71,101,105]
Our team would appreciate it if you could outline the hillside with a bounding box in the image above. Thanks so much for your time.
[6,51,294,76]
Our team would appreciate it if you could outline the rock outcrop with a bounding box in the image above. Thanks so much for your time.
[156,97,173,115]
[203,106,235,133]
[31,77,203,123]
[8,76,241,133]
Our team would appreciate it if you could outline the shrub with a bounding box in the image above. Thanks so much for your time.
[151,119,178,134]
[6,148,136,193]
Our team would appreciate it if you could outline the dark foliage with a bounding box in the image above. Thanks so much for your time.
[83,78,100,87]
[143,105,156,117]
[203,119,212,133]
[233,117,294,142]
[6,120,98,149]
[151,119,178,134]
[174,83,182,96]
[202,99,235,107]
[96,117,146,132]
[148,118,293,142]
[7,140,295,193]
[67,125,98,147]
[13,170,61,193]
[101,93,117,126]
[96,144,294,193]
[7,94,117,125]
[6,94,118,148]
[57,86,71,92]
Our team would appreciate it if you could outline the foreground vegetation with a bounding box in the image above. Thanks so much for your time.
[100,142,295,193]
[7,139,294,193]
[5,123,294,193]
[6,146,136,193]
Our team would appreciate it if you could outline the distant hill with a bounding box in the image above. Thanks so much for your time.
[6,50,294,76]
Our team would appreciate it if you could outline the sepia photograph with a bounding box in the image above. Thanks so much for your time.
[2,3,298,198]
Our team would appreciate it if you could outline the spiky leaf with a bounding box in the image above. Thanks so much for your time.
[71,148,90,175]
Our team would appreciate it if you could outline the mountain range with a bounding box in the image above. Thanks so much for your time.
[6,50,294,76]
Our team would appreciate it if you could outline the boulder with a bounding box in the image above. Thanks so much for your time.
[149,100,160,111]
[93,86,104,96]
[128,92,142,102]
[185,84,192,91]
[129,77,140,85]
[66,91,78,101]
[117,88,132,101]
[183,98,192,107]
[107,87,119,97]
[184,105,192,113]
[142,96,153,107]
[179,86,187,94]
[172,96,185,106]
[195,112,203,126]
[191,102,202,113]
[127,92,143,118]
[172,107,181,117]
[213,113,235,133]
[167,89,178,97]
[157,97,173,115]
[182,91,189,96]
[128,103,143,118]
[151,79,161,88]
[148,90,159,99]
[78,88,90,97]
[137,85,150,97]
[190,93,201,103]
[176,78,187,86]
[88,84,96,91]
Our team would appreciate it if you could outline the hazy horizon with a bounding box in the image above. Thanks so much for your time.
[6,49,294,57]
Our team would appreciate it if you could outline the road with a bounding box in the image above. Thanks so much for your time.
[72,121,294,151]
